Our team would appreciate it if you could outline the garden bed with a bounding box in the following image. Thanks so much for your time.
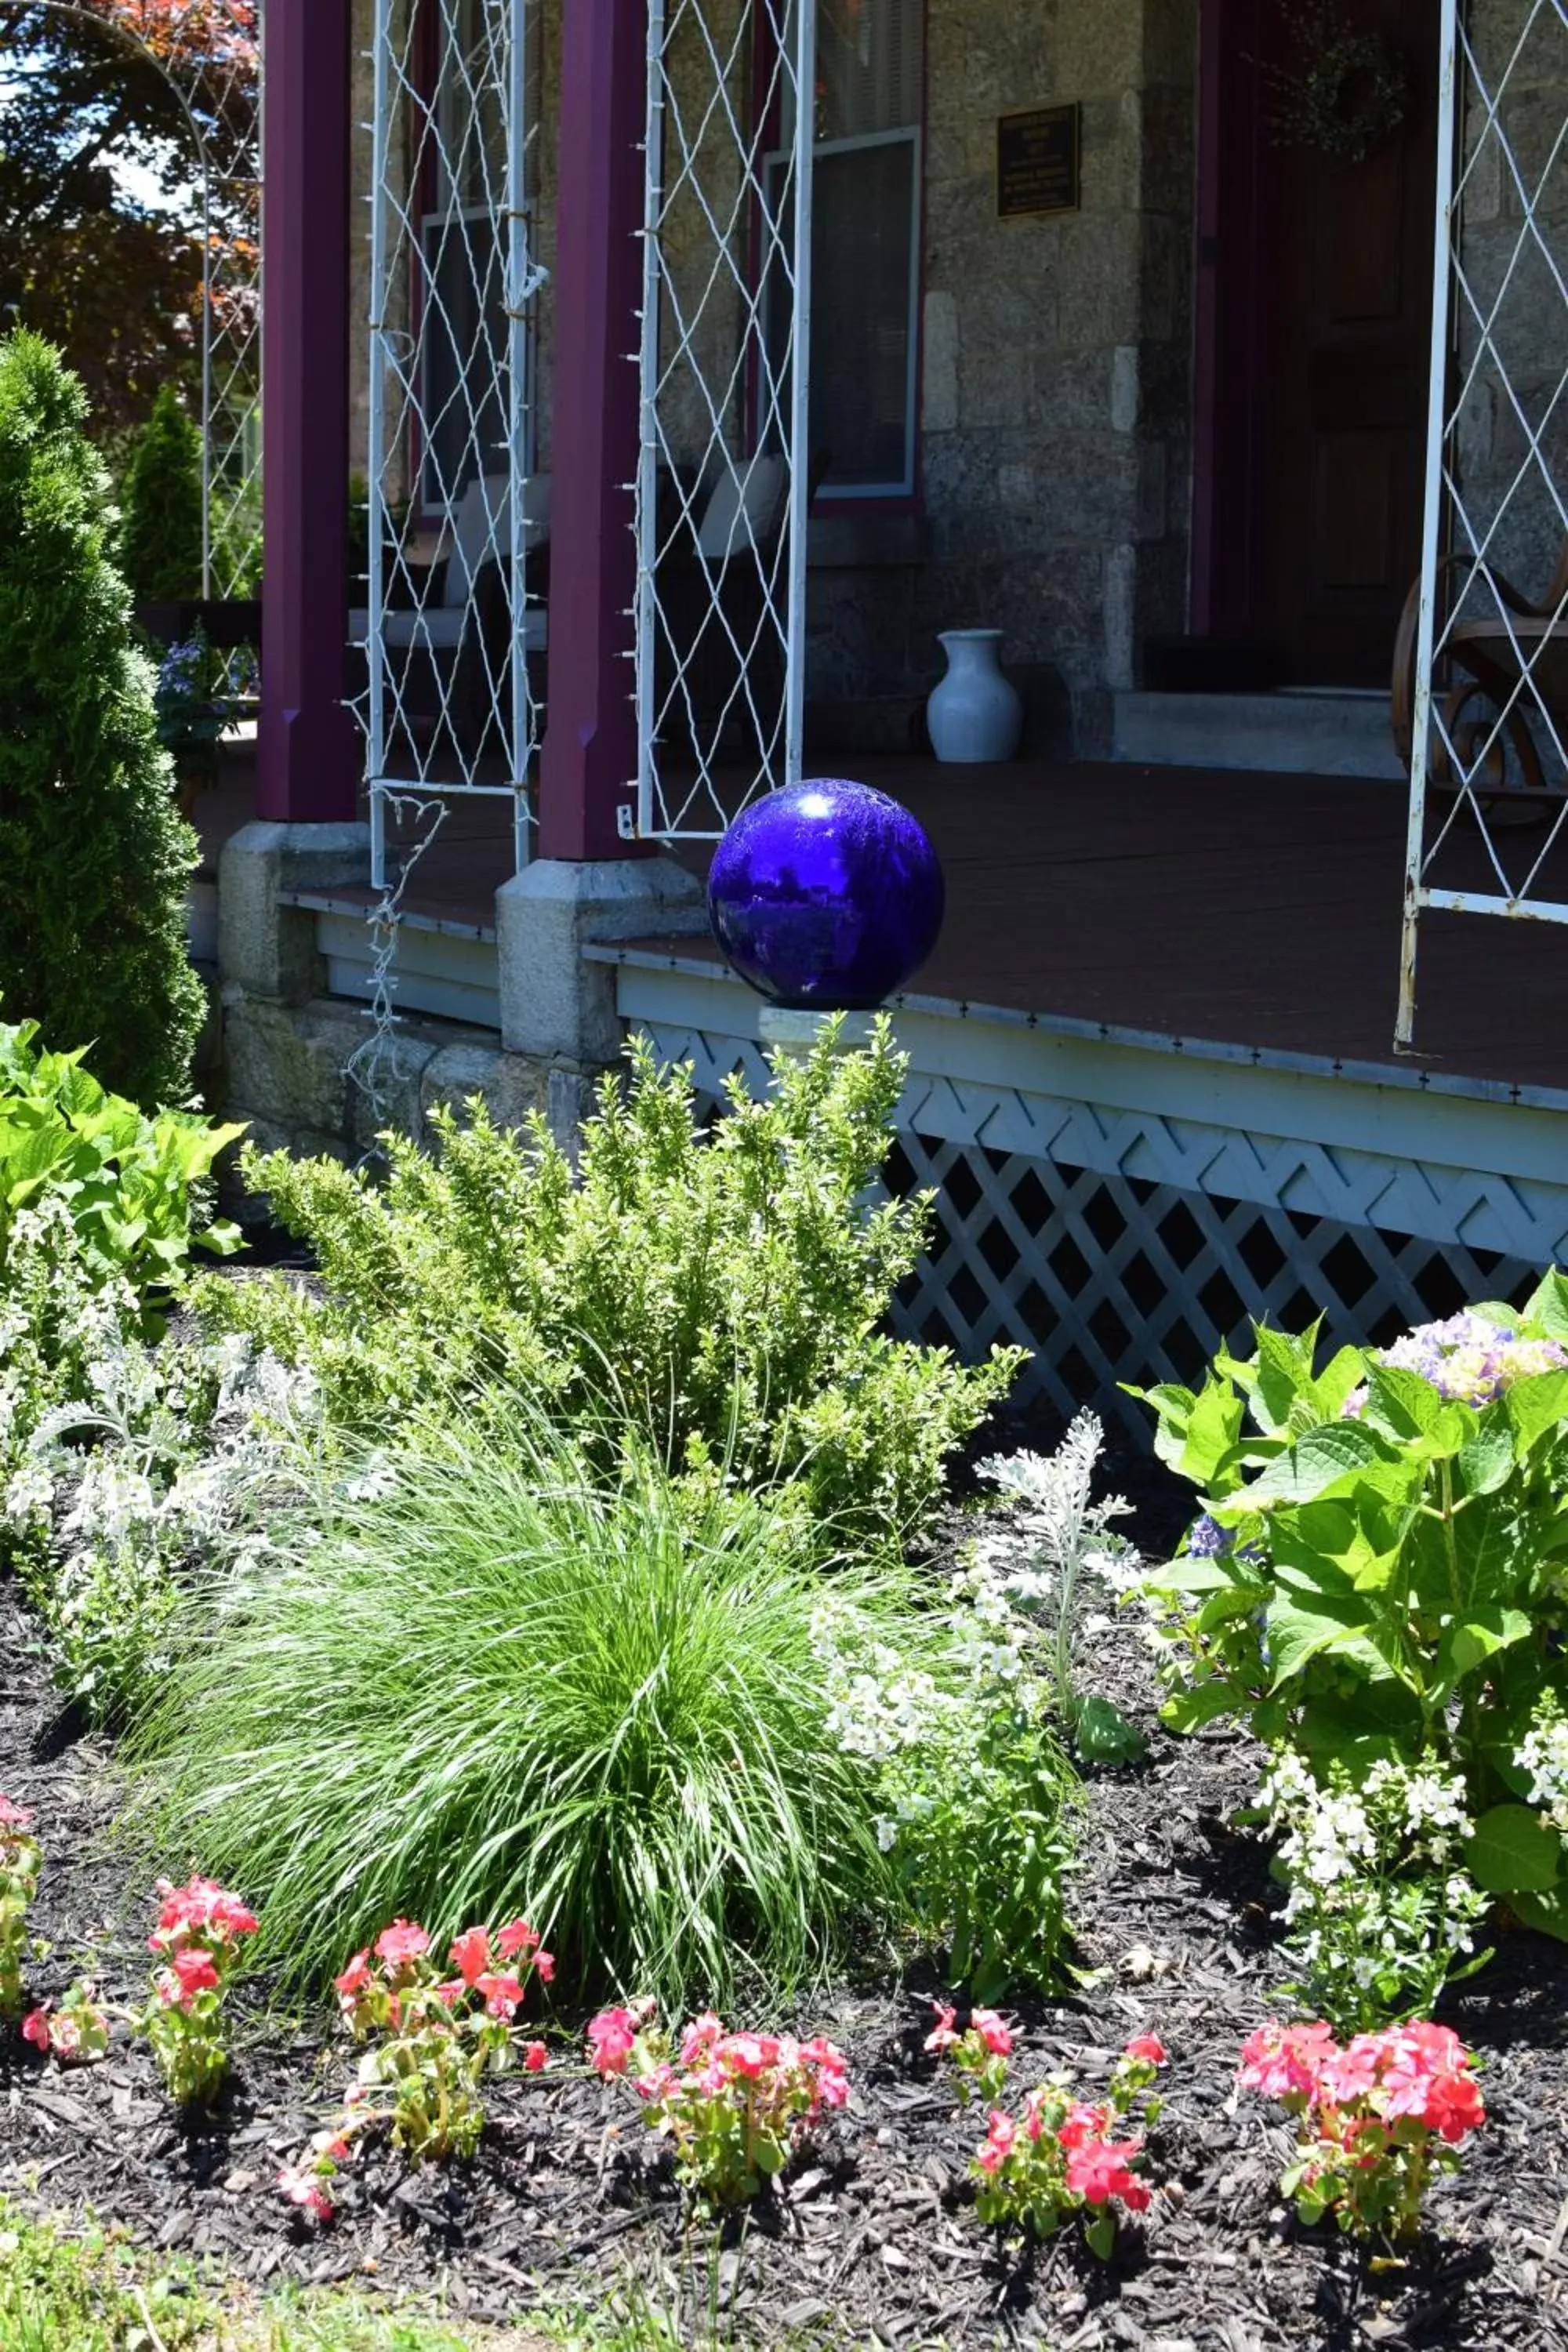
[3,1578,1564,2351]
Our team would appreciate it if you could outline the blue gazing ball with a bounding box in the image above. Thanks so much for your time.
[706,779,946,1011]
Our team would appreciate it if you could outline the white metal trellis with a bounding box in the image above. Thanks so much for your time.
[633,0,815,840]
[24,1,262,597]
[1398,0,1568,1046]
[362,0,543,891]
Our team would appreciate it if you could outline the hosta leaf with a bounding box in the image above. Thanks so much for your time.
[1160,1680,1242,1733]
[1466,1803,1563,1893]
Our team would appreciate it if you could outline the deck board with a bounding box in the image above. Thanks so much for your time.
[213,752,1568,1098]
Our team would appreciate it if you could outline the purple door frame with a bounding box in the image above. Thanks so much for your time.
[257,0,360,823]
[536,0,648,862]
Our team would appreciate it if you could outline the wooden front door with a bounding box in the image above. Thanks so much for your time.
[1194,0,1439,686]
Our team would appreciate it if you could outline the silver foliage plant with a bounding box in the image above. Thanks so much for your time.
[974,1412,1146,1762]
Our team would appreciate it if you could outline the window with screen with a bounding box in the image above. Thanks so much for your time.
[767,0,924,500]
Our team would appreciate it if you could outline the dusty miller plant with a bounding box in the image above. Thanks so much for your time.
[975,1413,1145,1762]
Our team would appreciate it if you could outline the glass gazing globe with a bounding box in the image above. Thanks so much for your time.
[706,779,946,1010]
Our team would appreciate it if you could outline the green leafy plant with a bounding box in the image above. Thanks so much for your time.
[586,2002,849,2210]
[1253,1749,1490,2031]
[120,383,203,606]
[1131,1282,1568,1936]
[927,2009,1167,2258]
[200,1020,1022,1541]
[0,331,205,1106]
[0,1795,42,2022]
[0,1012,241,1302]
[811,1558,1078,2000]
[130,1395,969,2006]
[1239,2018,1486,2242]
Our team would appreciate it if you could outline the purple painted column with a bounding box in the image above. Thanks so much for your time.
[257,0,360,822]
[538,0,646,862]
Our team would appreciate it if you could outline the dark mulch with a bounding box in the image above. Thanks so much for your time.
[3,1577,1567,2350]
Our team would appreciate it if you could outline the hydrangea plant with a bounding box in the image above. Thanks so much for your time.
[1130,1276,1568,1938]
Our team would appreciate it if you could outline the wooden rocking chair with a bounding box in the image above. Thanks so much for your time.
[1392,537,1568,794]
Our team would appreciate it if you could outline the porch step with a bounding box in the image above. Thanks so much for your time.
[1113,688,1405,780]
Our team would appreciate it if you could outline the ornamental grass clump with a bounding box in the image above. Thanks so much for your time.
[587,2002,849,2209]
[1131,1275,1568,1942]
[1239,2019,1486,2241]
[198,1019,1021,1541]
[132,1399,977,2007]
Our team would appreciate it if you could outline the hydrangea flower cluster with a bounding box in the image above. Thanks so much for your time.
[1256,1751,1487,2031]
[1514,1693,1568,1841]
[0,1794,42,2022]
[926,2005,1167,2258]
[587,2002,849,2209]
[1240,2018,1486,2241]
[279,1914,554,2218]
[1344,1312,1567,1413]
[135,1875,259,2107]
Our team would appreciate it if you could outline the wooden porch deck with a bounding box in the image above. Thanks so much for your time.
[209,752,1568,1101]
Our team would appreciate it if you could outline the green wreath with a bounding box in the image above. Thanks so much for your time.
[1265,2,1410,165]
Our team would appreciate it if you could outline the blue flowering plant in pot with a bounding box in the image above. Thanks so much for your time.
[1127,1271,1568,1944]
[153,625,258,815]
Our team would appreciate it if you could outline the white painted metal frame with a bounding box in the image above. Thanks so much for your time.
[633,0,816,840]
[364,0,543,891]
[1398,0,1568,1045]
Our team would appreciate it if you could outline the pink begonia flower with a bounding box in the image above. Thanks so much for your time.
[21,2007,51,2052]
[373,1918,430,1967]
[277,2165,335,2222]
[533,1950,556,1984]
[333,1950,373,2009]
[1237,2020,1334,2101]
[1123,2033,1167,2067]
[970,2008,1013,2056]
[924,2001,959,2055]
[1057,2098,1112,2151]
[448,1926,491,1985]
[432,1980,466,2009]
[634,2061,678,2104]
[475,1971,524,2022]
[680,2011,724,2067]
[0,1796,34,1829]
[522,2039,549,2073]
[800,2034,849,2106]
[976,2108,1017,2176]
[722,2032,780,2078]
[1065,2136,1149,2211]
[586,2005,641,2075]
[169,1948,220,2005]
[52,2015,83,2057]
[493,1918,539,1960]
[150,1877,257,1951]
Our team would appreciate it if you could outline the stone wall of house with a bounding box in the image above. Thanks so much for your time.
[345,0,1200,756]
[810,0,1200,755]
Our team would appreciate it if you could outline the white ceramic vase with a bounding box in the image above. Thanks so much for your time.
[926,629,1023,764]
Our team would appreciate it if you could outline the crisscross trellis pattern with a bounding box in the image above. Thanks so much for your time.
[634,0,815,838]
[629,1017,1551,1436]
[361,0,543,888]
[1399,0,1568,1040]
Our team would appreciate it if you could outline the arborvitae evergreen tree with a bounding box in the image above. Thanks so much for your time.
[120,381,204,604]
[0,332,204,1105]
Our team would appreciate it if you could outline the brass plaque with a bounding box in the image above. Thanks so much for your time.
[996,103,1081,220]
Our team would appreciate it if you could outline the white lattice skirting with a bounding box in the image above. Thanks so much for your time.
[596,951,1568,1431]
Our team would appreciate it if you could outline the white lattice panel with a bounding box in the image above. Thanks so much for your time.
[633,1014,1558,1430]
